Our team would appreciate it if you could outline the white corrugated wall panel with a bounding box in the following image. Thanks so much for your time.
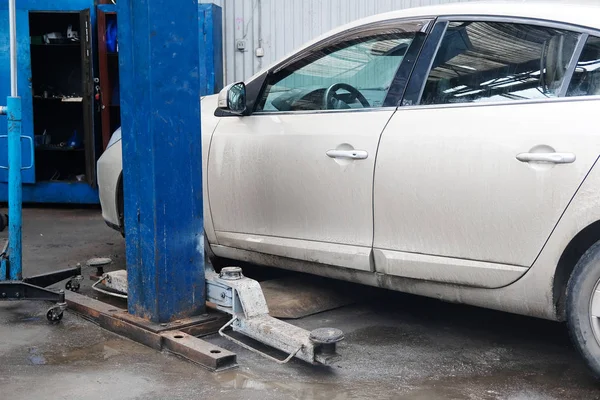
[200,0,476,84]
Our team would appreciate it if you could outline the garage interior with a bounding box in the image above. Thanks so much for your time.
[1,0,600,399]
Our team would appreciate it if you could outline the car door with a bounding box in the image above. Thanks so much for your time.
[373,18,600,287]
[208,19,430,272]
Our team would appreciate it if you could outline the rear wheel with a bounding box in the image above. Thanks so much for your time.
[567,240,600,379]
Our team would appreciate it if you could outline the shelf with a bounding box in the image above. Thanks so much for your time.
[36,146,84,152]
[33,96,83,103]
[31,42,80,47]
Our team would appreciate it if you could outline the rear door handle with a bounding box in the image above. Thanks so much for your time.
[326,149,368,160]
[516,152,576,164]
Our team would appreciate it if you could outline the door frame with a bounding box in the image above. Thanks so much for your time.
[370,15,600,288]
[209,17,435,272]
[401,16,600,109]
[80,8,96,186]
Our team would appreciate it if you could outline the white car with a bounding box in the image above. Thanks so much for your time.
[98,2,600,376]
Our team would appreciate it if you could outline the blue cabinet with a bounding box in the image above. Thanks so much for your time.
[0,0,98,203]
[198,4,224,96]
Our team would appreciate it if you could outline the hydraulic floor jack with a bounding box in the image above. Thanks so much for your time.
[0,0,81,322]
[93,264,345,365]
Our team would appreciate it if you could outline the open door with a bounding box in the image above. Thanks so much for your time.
[80,9,95,186]
[96,5,120,151]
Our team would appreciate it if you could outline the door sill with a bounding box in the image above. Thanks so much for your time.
[373,248,527,288]
[215,231,373,272]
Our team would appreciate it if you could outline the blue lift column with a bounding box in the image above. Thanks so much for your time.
[118,0,205,322]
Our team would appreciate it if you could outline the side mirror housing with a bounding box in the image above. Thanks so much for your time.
[218,82,247,115]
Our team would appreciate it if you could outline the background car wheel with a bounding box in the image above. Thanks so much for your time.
[567,240,600,379]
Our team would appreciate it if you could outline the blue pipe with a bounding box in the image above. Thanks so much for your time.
[7,96,21,280]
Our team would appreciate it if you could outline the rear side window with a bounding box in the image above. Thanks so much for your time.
[567,36,600,97]
[420,21,580,105]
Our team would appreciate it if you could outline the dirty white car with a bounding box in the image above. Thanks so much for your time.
[98,2,600,376]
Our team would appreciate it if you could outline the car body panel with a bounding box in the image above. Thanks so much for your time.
[373,97,600,286]
[216,231,372,272]
[372,248,528,288]
[97,135,122,227]
[201,95,222,245]
[208,110,395,272]
[212,242,555,318]
[96,2,600,321]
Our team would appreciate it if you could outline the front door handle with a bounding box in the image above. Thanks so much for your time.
[516,152,576,164]
[326,149,368,160]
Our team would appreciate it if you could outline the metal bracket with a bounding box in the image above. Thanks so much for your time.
[218,316,302,364]
[0,134,34,170]
[206,266,344,365]
[92,271,128,299]
[23,266,82,288]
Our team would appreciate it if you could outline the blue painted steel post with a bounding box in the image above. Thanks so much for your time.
[118,0,205,322]
[7,96,21,280]
[6,0,22,281]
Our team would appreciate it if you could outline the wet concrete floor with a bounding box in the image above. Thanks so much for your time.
[0,208,599,399]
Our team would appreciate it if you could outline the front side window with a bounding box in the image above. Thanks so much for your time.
[420,21,580,105]
[567,36,600,97]
[256,21,428,112]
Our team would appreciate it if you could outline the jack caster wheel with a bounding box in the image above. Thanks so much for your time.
[46,307,63,322]
[65,279,80,292]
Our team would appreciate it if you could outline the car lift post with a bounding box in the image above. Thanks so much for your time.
[118,0,206,322]
[0,0,81,321]
[99,0,346,366]
[61,0,343,367]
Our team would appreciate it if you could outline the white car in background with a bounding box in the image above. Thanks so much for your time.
[98,2,600,377]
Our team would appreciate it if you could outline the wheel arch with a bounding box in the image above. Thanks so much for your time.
[116,171,124,235]
[554,220,600,320]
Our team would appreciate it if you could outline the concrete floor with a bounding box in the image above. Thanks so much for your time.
[1,208,599,399]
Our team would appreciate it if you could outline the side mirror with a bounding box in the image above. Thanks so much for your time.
[218,82,247,115]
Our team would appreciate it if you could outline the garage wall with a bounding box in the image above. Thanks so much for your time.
[199,0,475,85]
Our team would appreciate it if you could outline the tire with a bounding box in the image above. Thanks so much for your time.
[117,179,125,237]
[566,240,600,379]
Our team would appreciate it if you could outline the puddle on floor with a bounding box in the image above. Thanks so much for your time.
[394,365,599,400]
[345,325,428,346]
[213,370,356,399]
[27,339,143,366]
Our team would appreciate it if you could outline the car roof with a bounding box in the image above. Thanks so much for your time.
[356,1,600,31]
[246,1,600,83]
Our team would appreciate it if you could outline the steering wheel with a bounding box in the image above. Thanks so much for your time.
[323,83,370,110]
